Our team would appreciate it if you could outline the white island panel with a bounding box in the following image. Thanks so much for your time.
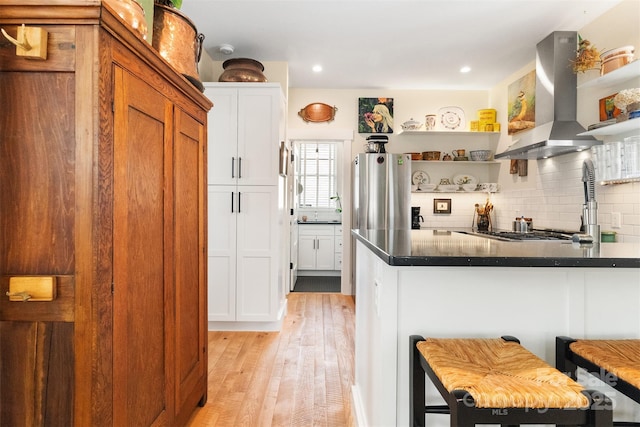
[352,240,640,427]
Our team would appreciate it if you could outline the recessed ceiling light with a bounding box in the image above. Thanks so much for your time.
[460,66,471,73]
[312,64,323,73]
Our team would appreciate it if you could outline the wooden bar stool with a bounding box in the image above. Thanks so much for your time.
[410,335,612,427]
[557,336,640,426]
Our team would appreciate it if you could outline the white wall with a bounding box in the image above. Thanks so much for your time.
[488,0,640,241]
[286,0,640,242]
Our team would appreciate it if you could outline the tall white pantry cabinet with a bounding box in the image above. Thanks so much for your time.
[205,83,288,331]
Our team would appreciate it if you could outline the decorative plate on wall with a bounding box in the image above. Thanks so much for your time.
[298,103,338,122]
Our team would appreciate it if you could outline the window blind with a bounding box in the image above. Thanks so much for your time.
[297,142,336,208]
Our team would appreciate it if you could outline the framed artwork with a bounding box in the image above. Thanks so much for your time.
[433,198,451,214]
[599,93,622,121]
[507,70,536,135]
[358,97,394,133]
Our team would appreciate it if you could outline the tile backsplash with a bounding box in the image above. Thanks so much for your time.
[411,152,640,243]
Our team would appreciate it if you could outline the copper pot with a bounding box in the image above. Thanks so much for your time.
[152,4,205,91]
[104,0,148,39]
[219,58,268,83]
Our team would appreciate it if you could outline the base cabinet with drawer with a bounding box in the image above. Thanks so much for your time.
[0,3,210,426]
[298,224,342,271]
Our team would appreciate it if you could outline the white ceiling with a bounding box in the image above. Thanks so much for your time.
[181,0,622,90]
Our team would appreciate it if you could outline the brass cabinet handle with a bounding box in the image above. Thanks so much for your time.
[6,291,32,302]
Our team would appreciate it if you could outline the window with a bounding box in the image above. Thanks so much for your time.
[296,142,338,209]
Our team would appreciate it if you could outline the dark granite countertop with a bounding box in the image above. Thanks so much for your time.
[352,229,640,268]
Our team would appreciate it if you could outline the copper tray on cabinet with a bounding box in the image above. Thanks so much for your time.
[298,103,337,122]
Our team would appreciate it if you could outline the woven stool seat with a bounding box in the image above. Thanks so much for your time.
[417,337,589,409]
[411,335,612,426]
[569,339,640,390]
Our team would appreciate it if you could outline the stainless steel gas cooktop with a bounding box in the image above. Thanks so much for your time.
[475,230,574,241]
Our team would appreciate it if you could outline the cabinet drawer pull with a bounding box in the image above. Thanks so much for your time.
[231,157,235,178]
[231,192,234,213]
[6,291,31,302]
[238,192,241,213]
[238,157,242,179]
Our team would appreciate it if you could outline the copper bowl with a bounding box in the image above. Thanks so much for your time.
[407,152,423,160]
[422,151,441,161]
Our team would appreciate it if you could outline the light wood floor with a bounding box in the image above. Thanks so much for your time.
[187,293,356,426]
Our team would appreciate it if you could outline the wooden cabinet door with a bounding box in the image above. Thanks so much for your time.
[0,71,76,427]
[173,108,207,424]
[112,66,172,427]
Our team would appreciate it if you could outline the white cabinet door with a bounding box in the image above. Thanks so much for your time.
[297,234,317,270]
[205,84,283,187]
[315,235,335,270]
[205,87,238,186]
[237,88,282,186]
[236,186,279,321]
[208,185,237,321]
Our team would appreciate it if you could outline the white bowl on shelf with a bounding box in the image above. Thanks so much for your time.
[462,184,478,192]
[416,183,437,192]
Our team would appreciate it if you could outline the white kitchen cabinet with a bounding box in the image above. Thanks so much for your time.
[208,185,283,322]
[335,225,343,270]
[205,83,285,186]
[205,82,287,330]
[298,225,336,270]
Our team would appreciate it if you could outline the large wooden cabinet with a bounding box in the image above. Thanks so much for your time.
[0,2,211,426]
[204,83,287,330]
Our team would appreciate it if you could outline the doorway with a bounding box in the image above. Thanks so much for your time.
[287,129,353,295]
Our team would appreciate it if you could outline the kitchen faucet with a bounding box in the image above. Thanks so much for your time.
[581,159,600,244]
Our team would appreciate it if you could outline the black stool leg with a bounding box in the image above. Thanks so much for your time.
[556,336,578,380]
[584,389,613,427]
[410,335,426,427]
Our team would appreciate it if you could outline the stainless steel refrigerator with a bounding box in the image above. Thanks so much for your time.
[352,153,411,230]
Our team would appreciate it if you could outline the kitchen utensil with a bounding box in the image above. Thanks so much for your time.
[513,217,532,233]
[422,151,441,161]
[470,150,492,161]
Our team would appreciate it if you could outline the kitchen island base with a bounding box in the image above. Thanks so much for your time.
[352,240,640,427]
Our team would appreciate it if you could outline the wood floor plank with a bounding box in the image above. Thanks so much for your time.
[187,293,355,427]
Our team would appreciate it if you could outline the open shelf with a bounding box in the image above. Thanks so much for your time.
[579,118,640,136]
[577,60,640,89]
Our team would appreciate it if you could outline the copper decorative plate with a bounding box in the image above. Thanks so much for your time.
[298,103,338,123]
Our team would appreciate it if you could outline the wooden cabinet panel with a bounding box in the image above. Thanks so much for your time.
[173,108,207,423]
[112,66,171,427]
[0,4,211,426]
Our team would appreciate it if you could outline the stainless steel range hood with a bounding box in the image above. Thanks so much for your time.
[495,31,600,160]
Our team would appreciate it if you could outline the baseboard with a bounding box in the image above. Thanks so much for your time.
[351,385,368,427]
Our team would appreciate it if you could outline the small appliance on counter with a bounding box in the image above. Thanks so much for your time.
[412,207,424,229]
[364,134,389,153]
